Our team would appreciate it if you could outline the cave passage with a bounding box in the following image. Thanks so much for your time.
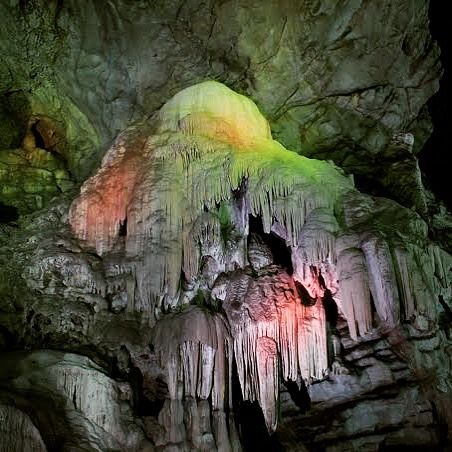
[283,379,311,414]
[420,1,452,209]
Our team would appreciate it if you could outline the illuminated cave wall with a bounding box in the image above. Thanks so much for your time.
[1,1,452,449]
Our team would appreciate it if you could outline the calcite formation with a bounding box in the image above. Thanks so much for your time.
[0,351,144,450]
[67,81,451,434]
[221,267,328,431]
[1,1,451,449]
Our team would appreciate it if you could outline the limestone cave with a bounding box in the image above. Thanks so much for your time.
[0,1,451,451]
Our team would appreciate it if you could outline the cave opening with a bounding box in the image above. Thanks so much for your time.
[438,295,452,339]
[30,122,46,149]
[248,215,293,273]
[353,173,394,200]
[323,289,339,328]
[231,358,283,452]
[295,279,316,306]
[0,326,15,350]
[128,364,166,417]
[118,217,127,237]
[28,118,73,180]
[0,202,19,223]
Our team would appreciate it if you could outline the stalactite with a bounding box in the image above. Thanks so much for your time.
[256,337,279,432]
[295,208,339,263]
[66,81,452,436]
[183,212,222,283]
[361,236,400,328]
[297,300,328,382]
[337,247,372,340]
[223,267,328,431]
[393,244,439,323]
[153,306,232,405]
[430,244,452,297]
[70,81,352,317]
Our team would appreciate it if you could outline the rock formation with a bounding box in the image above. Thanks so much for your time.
[1,1,451,451]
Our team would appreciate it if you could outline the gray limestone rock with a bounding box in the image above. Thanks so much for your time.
[0,351,148,451]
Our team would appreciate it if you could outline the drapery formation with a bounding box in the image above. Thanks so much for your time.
[69,81,449,432]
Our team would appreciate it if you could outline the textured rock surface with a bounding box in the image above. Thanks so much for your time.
[0,404,47,452]
[0,351,147,450]
[2,78,452,450]
[0,0,442,209]
[1,1,451,451]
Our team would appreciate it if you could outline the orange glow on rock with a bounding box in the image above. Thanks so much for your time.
[223,267,328,431]
[70,131,144,254]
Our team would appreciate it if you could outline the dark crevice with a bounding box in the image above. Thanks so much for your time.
[430,400,449,447]
[28,119,74,180]
[438,295,452,320]
[118,217,127,237]
[438,295,452,339]
[353,173,394,200]
[248,215,292,273]
[295,280,316,306]
[0,202,19,223]
[128,365,166,417]
[369,291,377,318]
[283,379,310,414]
[31,122,46,149]
[72,387,77,410]
[323,289,338,328]
[231,357,283,452]
[19,0,29,12]
[0,326,15,350]
[318,271,326,289]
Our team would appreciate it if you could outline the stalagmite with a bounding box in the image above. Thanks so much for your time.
[157,399,186,446]
[212,412,242,452]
